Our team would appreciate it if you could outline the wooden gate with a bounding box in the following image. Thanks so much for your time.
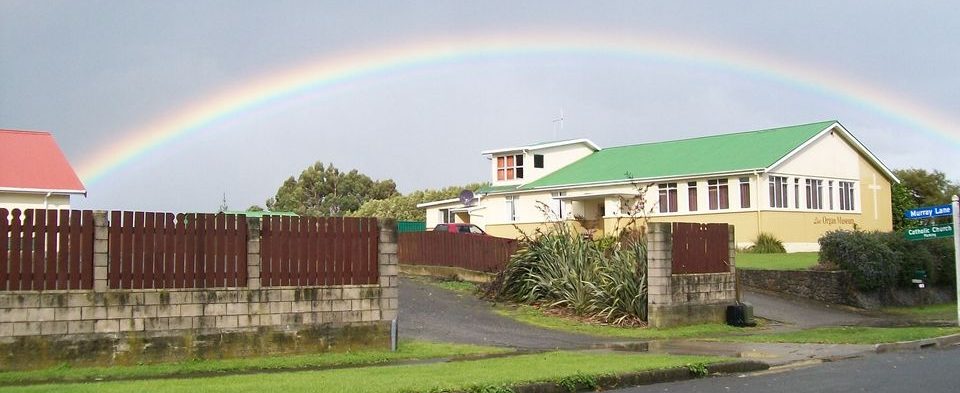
[671,222,730,274]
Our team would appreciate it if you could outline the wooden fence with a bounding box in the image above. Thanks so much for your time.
[2,209,383,291]
[398,231,518,273]
[260,216,379,286]
[0,209,94,291]
[108,212,248,289]
[671,222,730,274]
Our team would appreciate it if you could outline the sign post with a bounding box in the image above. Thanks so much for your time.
[953,195,959,327]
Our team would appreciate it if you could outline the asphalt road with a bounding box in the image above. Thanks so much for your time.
[742,289,881,328]
[614,346,960,393]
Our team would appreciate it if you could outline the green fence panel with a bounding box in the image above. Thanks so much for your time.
[396,221,426,233]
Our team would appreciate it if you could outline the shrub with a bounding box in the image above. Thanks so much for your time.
[493,223,648,324]
[747,232,786,253]
[819,230,897,291]
[818,230,956,290]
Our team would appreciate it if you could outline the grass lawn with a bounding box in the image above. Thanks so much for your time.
[494,304,758,340]
[736,252,819,270]
[0,340,508,386]
[712,326,960,345]
[2,351,727,393]
[883,303,958,321]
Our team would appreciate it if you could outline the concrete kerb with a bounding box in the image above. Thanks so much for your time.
[508,360,768,393]
[874,332,960,353]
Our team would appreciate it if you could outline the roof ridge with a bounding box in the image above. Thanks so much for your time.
[601,120,836,151]
[0,129,52,135]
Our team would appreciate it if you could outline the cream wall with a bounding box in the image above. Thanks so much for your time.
[489,143,594,187]
[0,192,71,211]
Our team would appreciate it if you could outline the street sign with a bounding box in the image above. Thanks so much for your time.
[904,204,953,219]
[905,224,954,241]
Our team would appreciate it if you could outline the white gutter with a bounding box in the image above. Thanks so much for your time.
[0,186,86,195]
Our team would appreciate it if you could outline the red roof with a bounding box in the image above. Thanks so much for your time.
[0,129,86,194]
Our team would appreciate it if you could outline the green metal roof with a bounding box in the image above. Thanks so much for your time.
[476,184,521,194]
[522,121,836,189]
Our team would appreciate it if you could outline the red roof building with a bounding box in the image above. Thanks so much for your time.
[0,129,85,210]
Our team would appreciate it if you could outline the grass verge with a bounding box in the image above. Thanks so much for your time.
[405,275,479,295]
[735,252,819,270]
[713,326,960,344]
[495,304,757,340]
[3,351,727,393]
[0,340,508,386]
[883,303,958,321]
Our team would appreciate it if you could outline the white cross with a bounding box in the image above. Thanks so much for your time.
[552,109,564,138]
[868,174,882,220]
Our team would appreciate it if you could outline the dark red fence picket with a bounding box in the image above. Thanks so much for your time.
[108,212,247,289]
[0,209,94,291]
[671,222,730,274]
[397,231,518,273]
[260,216,379,287]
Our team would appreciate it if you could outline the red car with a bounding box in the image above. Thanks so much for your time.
[433,223,487,235]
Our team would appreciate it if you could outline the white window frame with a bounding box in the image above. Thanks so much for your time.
[658,183,678,213]
[505,196,517,221]
[549,192,566,220]
[769,176,789,208]
[805,179,823,210]
[839,181,856,211]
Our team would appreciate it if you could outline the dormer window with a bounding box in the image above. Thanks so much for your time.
[496,154,524,180]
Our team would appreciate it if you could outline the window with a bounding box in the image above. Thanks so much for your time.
[794,178,800,209]
[505,196,517,221]
[496,154,524,180]
[687,182,698,212]
[534,154,544,168]
[739,177,750,208]
[769,176,788,208]
[658,183,678,213]
[550,192,566,220]
[828,181,834,210]
[439,209,453,224]
[839,181,856,211]
[707,179,729,210]
[805,179,823,209]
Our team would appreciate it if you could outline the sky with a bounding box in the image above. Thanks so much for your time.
[2,1,958,213]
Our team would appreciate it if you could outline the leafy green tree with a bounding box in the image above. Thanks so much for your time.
[894,168,960,206]
[266,162,399,216]
[351,182,488,220]
[246,205,265,212]
[890,183,917,231]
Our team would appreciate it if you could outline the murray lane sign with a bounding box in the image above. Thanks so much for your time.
[904,204,953,219]
[905,224,954,241]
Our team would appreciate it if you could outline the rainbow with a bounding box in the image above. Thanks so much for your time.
[76,31,960,184]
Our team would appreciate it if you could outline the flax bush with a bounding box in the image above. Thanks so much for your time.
[494,223,648,324]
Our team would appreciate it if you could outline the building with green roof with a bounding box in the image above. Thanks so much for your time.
[420,121,897,251]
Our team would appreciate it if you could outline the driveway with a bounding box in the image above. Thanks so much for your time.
[742,289,883,328]
[398,278,618,349]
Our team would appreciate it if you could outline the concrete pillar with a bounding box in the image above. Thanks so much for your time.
[646,222,673,307]
[246,217,262,290]
[92,211,109,292]
[377,219,398,321]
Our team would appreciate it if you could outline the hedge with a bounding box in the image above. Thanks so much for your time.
[818,230,955,291]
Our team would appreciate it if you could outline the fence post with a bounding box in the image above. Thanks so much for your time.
[93,211,109,292]
[378,219,399,322]
[646,222,673,308]
[246,217,262,290]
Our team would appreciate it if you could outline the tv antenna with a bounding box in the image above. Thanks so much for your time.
[219,193,228,213]
[552,109,564,139]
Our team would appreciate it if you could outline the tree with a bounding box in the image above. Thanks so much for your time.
[892,168,959,231]
[246,205,265,212]
[266,162,399,216]
[893,168,960,206]
[351,182,488,221]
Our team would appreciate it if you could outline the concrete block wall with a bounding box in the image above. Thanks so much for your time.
[0,213,399,370]
[647,222,737,328]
